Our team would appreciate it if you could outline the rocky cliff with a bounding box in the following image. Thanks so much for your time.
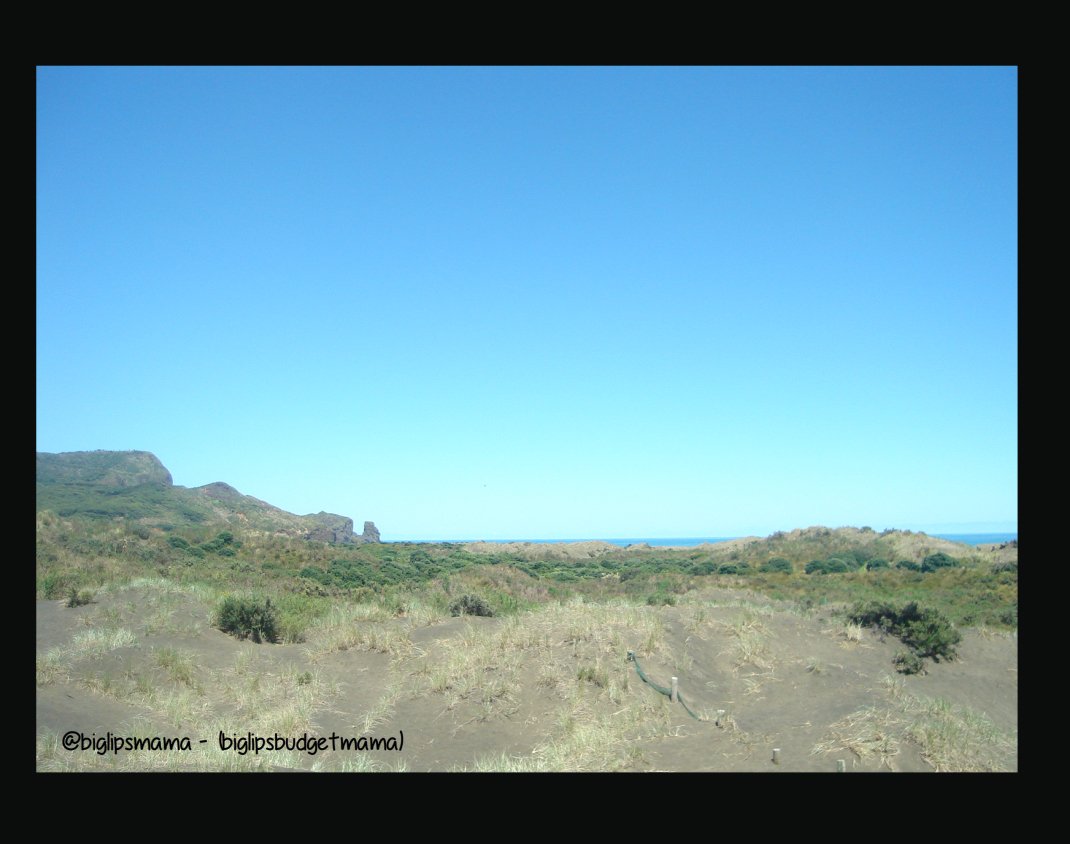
[37,450,376,546]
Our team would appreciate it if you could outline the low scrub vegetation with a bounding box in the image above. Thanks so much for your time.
[35,514,1016,633]
[216,596,279,643]
[449,594,494,617]
[848,601,962,673]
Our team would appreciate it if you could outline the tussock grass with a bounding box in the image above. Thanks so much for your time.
[812,706,902,769]
[302,604,414,661]
[36,648,66,686]
[460,693,678,772]
[414,598,665,720]
[335,755,384,772]
[220,657,333,738]
[99,578,219,602]
[712,611,773,671]
[882,676,1016,772]
[842,622,864,643]
[420,599,691,770]
[154,647,198,688]
[813,677,1017,772]
[67,627,137,661]
[360,679,406,734]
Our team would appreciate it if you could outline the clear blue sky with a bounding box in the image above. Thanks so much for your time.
[36,67,1017,539]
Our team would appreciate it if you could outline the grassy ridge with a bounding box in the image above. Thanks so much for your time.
[36,511,1017,635]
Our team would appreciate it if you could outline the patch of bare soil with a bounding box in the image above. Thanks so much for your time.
[36,584,1017,772]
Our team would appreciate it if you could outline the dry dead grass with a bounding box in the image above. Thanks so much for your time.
[812,675,1017,772]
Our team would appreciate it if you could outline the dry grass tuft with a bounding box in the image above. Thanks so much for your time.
[812,706,902,769]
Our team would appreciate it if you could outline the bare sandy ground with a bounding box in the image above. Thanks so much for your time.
[36,585,1017,772]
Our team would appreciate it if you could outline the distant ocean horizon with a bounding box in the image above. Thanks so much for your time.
[394,532,1018,547]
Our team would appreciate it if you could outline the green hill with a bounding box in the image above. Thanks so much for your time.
[35,450,376,544]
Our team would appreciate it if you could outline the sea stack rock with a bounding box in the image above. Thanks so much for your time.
[362,521,381,543]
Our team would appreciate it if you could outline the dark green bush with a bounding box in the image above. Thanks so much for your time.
[921,552,958,573]
[896,560,920,572]
[992,561,1018,574]
[216,596,279,643]
[893,651,925,675]
[717,562,751,575]
[760,557,793,573]
[200,531,242,556]
[848,601,961,666]
[865,558,890,571]
[806,558,848,575]
[449,594,494,617]
[646,592,676,606]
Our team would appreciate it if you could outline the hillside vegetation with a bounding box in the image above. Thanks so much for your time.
[36,450,373,543]
[35,451,1017,772]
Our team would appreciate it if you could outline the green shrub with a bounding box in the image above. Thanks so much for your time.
[848,601,961,667]
[991,561,1018,574]
[921,552,957,573]
[646,592,676,606]
[806,558,848,575]
[717,562,751,575]
[896,560,920,572]
[760,557,793,574]
[39,572,66,599]
[200,532,242,556]
[449,594,494,617]
[865,558,890,571]
[66,587,94,608]
[893,650,925,675]
[216,596,279,643]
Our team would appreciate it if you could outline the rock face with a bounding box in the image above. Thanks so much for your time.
[361,521,381,543]
[304,513,356,544]
[37,449,376,547]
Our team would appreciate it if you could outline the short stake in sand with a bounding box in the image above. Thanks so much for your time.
[772,748,781,765]
[716,709,725,727]
[671,676,678,703]
[837,759,846,772]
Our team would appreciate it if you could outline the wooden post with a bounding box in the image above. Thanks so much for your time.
[671,676,678,703]
[772,748,781,765]
[837,759,846,772]
[716,709,725,727]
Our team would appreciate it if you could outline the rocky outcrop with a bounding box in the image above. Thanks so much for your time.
[37,450,376,547]
[361,521,381,543]
[304,513,356,544]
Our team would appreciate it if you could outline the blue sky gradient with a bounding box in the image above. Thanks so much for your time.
[36,67,1017,539]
